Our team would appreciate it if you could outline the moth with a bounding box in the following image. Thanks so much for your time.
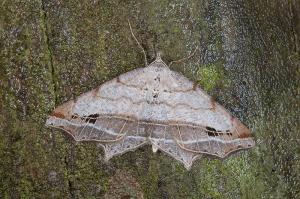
[46,53,255,170]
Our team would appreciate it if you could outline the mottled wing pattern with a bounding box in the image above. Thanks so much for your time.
[46,56,255,170]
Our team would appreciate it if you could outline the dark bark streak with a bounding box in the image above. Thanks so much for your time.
[40,1,76,198]
[290,0,300,52]
[65,153,76,199]
[41,0,58,106]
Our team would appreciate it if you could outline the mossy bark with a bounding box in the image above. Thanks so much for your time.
[0,0,299,198]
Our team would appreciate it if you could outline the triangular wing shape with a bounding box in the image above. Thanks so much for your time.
[46,57,255,170]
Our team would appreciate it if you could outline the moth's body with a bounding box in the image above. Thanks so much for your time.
[46,54,255,170]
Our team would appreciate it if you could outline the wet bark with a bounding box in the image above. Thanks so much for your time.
[0,0,299,198]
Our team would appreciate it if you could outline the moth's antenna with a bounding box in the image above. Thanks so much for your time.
[169,46,198,67]
[128,20,148,66]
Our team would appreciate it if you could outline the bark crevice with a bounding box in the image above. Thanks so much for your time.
[41,0,58,106]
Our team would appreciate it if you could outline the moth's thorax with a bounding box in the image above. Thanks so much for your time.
[150,52,165,65]
[120,63,193,93]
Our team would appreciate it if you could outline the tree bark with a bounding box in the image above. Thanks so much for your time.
[0,0,299,198]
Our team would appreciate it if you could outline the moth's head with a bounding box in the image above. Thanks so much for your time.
[147,51,168,68]
[45,100,75,127]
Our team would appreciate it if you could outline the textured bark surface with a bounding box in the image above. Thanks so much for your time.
[0,0,299,198]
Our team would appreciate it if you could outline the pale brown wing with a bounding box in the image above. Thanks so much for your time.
[99,118,149,160]
[148,123,201,170]
[46,57,255,170]
[146,120,254,169]
[171,119,255,158]
[47,114,129,142]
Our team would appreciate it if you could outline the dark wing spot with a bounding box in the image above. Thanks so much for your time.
[206,126,217,132]
[85,114,99,124]
[225,130,232,136]
[154,76,160,82]
[208,131,218,137]
[71,114,79,119]
[206,126,218,137]
[206,127,233,137]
